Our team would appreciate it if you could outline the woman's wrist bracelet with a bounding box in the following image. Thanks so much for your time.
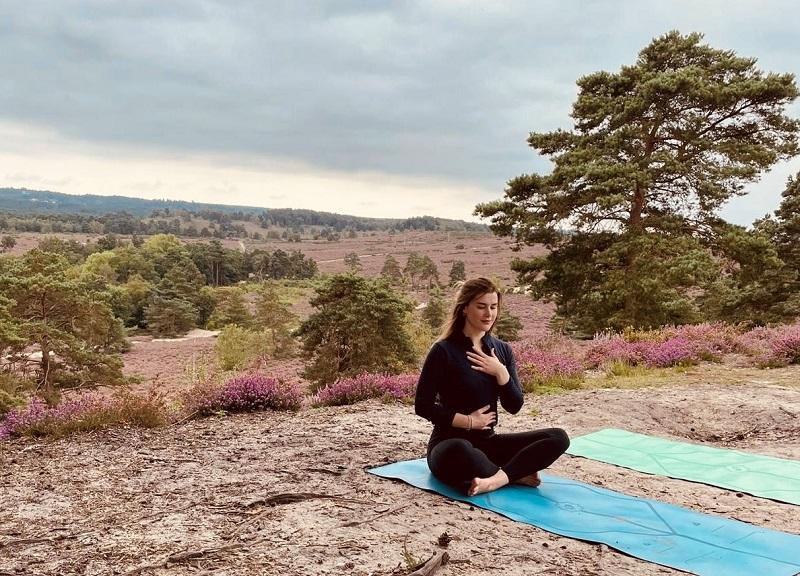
[467,415,472,431]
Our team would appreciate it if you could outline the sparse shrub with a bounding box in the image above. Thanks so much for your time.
[216,325,272,371]
[344,252,362,273]
[0,390,169,440]
[182,373,302,415]
[312,373,418,407]
[380,255,404,285]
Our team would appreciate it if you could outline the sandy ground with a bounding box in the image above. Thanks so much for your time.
[2,367,799,576]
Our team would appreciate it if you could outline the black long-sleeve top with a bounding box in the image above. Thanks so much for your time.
[415,332,524,439]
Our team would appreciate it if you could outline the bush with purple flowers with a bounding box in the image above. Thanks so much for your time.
[182,372,303,416]
[588,335,700,368]
[736,323,800,367]
[0,390,168,440]
[513,339,584,392]
[312,373,418,407]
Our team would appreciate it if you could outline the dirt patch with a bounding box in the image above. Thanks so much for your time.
[2,369,799,575]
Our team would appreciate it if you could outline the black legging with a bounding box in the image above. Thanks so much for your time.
[427,428,570,493]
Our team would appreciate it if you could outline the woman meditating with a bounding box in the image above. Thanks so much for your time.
[415,277,570,496]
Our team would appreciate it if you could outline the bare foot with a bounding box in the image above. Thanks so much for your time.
[515,472,541,487]
[468,469,509,496]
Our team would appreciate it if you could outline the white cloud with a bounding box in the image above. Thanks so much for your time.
[0,121,489,220]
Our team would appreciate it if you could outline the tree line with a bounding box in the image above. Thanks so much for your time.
[0,235,318,401]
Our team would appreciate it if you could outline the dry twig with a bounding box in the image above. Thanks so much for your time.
[408,551,450,576]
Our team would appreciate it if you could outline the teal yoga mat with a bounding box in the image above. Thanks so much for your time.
[369,459,800,576]
[567,428,800,505]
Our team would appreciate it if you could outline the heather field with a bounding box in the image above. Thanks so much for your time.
[2,231,800,576]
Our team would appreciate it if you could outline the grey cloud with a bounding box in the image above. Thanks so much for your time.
[2,1,799,223]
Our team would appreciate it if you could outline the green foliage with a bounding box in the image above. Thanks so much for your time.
[0,293,22,354]
[0,372,32,416]
[144,257,206,336]
[702,222,798,326]
[252,248,318,280]
[95,234,120,251]
[422,286,447,333]
[344,252,362,273]
[215,325,272,371]
[476,31,799,332]
[404,252,439,289]
[494,309,523,341]
[83,250,118,283]
[145,296,197,338]
[522,374,584,395]
[36,236,90,264]
[109,245,156,283]
[141,234,188,273]
[207,287,253,329]
[448,260,466,284]
[253,283,297,358]
[380,255,404,285]
[0,250,128,393]
[188,240,246,286]
[119,274,154,328]
[0,235,15,252]
[296,274,417,390]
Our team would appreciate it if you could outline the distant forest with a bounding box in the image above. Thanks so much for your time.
[0,188,486,239]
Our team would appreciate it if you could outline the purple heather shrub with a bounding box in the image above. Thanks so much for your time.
[313,373,418,407]
[0,391,168,440]
[586,323,743,369]
[585,335,649,368]
[641,337,696,368]
[185,373,303,415]
[662,323,740,359]
[737,323,800,367]
[769,324,800,364]
[512,341,584,392]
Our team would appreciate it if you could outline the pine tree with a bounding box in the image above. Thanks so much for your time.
[207,287,254,329]
[494,310,523,341]
[296,274,417,389]
[476,31,799,332]
[344,252,362,273]
[422,286,447,333]
[253,283,297,357]
[449,260,466,285]
[0,250,127,393]
[380,255,404,285]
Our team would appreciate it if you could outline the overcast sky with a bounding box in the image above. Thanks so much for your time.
[2,1,799,223]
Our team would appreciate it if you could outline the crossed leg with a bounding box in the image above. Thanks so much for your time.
[427,428,570,496]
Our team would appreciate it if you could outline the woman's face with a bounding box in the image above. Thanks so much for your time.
[463,291,499,334]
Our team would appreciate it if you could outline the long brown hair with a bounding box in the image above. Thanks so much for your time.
[438,277,502,341]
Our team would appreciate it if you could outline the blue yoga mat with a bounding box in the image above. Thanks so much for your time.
[369,459,800,576]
